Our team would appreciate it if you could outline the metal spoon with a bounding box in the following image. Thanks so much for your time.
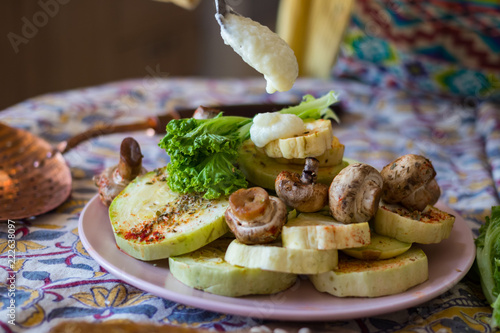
[214,0,239,26]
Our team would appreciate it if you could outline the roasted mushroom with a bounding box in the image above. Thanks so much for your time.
[192,106,220,119]
[381,154,440,211]
[329,163,383,224]
[94,137,147,206]
[225,187,287,244]
[275,158,329,212]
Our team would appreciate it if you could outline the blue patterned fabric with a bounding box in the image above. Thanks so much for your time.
[335,0,500,100]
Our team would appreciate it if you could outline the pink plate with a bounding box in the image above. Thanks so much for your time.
[79,195,476,321]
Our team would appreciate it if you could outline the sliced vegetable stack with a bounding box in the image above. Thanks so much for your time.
[168,238,297,297]
[158,91,340,199]
[104,91,457,299]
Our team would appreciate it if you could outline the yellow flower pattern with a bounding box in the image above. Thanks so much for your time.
[0,239,44,254]
[72,285,155,309]
[20,304,46,328]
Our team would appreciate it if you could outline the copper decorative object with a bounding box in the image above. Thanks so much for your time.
[0,123,72,221]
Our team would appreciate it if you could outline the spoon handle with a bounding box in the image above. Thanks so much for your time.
[214,0,240,21]
[56,116,165,154]
[56,103,298,154]
[215,0,228,17]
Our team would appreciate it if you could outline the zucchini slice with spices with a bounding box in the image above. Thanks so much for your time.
[109,167,229,261]
[373,203,455,244]
[224,239,338,274]
[282,212,371,250]
[169,238,297,296]
[310,247,428,297]
[341,232,412,260]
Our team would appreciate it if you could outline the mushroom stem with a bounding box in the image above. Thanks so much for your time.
[300,157,319,184]
[225,187,287,244]
[117,137,144,181]
[229,187,270,221]
[275,158,329,213]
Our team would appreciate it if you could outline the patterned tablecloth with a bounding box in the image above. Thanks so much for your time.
[1,77,499,333]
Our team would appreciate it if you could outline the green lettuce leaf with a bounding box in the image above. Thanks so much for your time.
[159,114,251,199]
[475,205,500,328]
[278,91,340,122]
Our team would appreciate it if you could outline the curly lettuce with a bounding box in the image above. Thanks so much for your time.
[159,91,339,199]
[475,206,500,329]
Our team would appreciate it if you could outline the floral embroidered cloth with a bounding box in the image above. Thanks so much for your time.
[0,77,498,332]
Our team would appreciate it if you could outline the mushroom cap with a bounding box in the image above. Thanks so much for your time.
[329,163,383,224]
[225,195,287,244]
[275,170,329,213]
[192,106,220,119]
[401,178,441,211]
[381,154,438,209]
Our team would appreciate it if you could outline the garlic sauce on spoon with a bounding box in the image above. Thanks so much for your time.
[215,0,298,94]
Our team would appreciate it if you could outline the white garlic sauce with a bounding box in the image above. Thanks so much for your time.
[218,13,298,94]
[250,113,304,148]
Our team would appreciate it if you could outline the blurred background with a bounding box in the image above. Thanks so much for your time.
[3,0,497,111]
[0,0,280,110]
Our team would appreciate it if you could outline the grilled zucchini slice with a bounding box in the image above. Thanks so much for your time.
[224,239,338,274]
[282,213,370,250]
[109,167,229,261]
[310,247,428,297]
[169,238,297,296]
[373,203,454,244]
